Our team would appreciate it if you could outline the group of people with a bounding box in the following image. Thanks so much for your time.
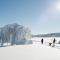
[41,38,56,47]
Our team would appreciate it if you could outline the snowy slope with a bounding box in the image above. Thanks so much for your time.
[0,44,60,60]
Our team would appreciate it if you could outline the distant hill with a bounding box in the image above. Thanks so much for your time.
[32,33,60,37]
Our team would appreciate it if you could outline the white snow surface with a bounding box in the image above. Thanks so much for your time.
[0,37,60,60]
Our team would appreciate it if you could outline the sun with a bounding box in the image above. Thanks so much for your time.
[56,2,60,11]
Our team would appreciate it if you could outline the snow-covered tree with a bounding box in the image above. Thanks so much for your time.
[0,23,32,46]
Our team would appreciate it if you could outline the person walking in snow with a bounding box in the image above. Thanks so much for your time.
[52,38,56,47]
[41,38,43,44]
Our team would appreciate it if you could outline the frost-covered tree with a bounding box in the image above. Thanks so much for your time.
[0,23,32,46]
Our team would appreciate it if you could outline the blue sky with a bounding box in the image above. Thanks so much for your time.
[0,0,60,34]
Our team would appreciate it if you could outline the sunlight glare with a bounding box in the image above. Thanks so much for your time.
[56,2,60,11]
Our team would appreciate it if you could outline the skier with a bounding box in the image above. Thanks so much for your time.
[41,38,43,44]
